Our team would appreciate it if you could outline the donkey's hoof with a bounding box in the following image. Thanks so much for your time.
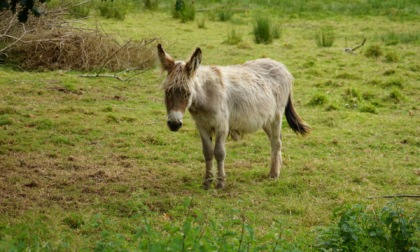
[215,180,225,189]
[203,179,213,190]
[268,173,279,179]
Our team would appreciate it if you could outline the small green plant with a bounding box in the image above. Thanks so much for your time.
[224,28,242,45]
[143,0,159,10]
[388,89,404,103]
[315,26,335,47]
[173,0,195,22]
[98,1,126,20]
[359,104,377,114]
[253,17,276,44]
[67,1,90,18]
[384,51,399,63]
[197,17,206,29]
[308,93,328,106]
[343,88,361,103]
[218,8,234,21]
[365,44,383,58]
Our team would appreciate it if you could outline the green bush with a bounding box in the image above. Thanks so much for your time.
[315,26,335,47]
[316,202,419,251]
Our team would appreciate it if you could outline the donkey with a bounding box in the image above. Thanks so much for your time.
[157,44,310,189]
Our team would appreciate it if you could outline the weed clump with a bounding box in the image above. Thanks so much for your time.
[388,89,404,103]
[98,1,126,20]
[197,17,206,29]
[384,79,403,89]
[143,0,159,10]
[224,28,242,45]
[218,8,234,21]
[384,51,399,63]
[308,93,328,106]
[315,26,335,47]
[173,0,195,22]
[364,44,383,58]
[359,104,377,114]
[343,88,361,103]
[253,17,279,44]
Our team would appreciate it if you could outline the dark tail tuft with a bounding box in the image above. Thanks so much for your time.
[285,95,311,136]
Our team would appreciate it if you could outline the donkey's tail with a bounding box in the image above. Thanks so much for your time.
[285,94,311,136]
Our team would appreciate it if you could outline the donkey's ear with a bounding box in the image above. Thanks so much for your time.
[157,44,175,72]
[185,47,202,76]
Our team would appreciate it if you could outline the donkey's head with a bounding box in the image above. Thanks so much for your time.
[157,44,202,132]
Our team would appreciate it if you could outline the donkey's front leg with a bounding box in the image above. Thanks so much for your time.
[214,131,227,189]
[199,129,214,190]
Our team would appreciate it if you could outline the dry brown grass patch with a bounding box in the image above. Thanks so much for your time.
[0,10,157,71]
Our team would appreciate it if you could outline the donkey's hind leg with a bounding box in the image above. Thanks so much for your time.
[264,112,283,178]
[199,128,214,190]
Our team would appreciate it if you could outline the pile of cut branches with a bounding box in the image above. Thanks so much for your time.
[0,9,157,71]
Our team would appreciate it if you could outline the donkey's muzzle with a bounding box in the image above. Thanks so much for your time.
[167,120,182,132]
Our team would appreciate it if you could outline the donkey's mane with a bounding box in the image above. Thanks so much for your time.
[162,62,191,91]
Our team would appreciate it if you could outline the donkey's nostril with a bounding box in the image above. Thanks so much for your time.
[167,120,182,131]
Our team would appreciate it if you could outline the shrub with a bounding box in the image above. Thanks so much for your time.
[253,17,275,44]
[315,26,335,47]
[365,44,383,58]
[316,202,419,251]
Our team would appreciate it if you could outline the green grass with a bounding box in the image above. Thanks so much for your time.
[315,26,335,47]
[1,1,420,250]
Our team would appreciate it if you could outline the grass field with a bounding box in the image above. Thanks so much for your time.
[1,0,419,250]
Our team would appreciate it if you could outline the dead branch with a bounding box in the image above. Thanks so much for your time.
[368,195,420,199]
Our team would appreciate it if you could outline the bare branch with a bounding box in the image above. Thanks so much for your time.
[368,195,420,199]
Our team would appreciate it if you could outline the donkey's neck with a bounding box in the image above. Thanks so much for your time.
[188,66,223,115]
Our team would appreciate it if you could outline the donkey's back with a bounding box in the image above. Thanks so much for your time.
[217,58,294,134]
